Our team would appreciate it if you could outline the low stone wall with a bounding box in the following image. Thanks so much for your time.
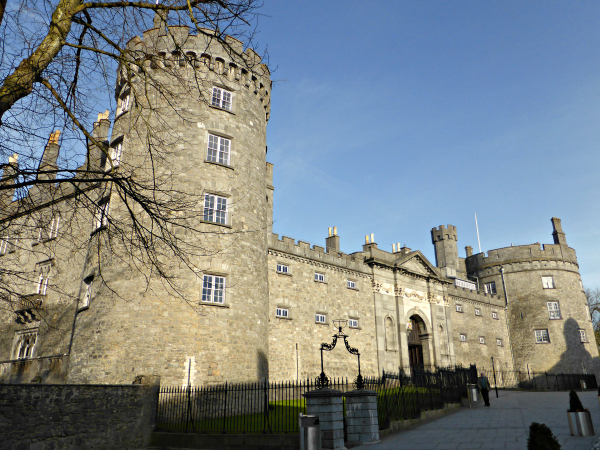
[0,383,157,450]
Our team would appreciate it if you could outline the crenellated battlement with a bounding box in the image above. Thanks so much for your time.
[431,225,457,243]
[268,233,369,274]
[121,24,271,120]
[466,242,578,272]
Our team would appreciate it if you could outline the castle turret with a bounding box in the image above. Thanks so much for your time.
[431,225,459,271]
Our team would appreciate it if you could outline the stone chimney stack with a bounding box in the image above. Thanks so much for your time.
[0,153,19,207]
[86,111,111,172]
[37,130,61,181]
[326,226,340,252]
[551,217,567,246]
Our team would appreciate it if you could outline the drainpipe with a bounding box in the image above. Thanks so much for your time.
[499,266,508,307]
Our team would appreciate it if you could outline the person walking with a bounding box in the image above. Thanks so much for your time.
[478,371,491,406]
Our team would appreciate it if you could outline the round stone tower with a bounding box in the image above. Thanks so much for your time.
[67,14,272,385]
[466,218,599,375]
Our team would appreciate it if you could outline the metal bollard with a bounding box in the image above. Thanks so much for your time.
[299,413,321,450]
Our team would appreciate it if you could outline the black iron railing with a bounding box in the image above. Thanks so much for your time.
[477,368,597,391]
[155,365,477,434]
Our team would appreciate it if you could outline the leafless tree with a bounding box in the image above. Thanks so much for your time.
[585,287,600,347]
[0,0,266,314]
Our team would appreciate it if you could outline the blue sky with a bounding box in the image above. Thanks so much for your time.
[257,1,600,287]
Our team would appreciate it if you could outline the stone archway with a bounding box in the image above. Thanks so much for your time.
[407,314,432,371]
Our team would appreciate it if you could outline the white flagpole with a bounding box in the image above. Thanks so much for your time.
[475,212,482,254]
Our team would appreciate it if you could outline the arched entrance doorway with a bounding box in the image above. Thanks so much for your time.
[407,316,426,371]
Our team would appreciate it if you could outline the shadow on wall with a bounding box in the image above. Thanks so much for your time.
[257,349,268,381]
[552,318,600,375]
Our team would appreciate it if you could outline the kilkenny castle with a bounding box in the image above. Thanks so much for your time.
[0,13,597,385]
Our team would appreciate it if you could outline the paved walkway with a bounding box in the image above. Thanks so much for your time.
[355,390,600,450]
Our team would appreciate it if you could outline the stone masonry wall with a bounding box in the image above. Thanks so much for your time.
[0,384,156,450]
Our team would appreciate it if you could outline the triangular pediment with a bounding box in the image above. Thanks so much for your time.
[394,251,439,277]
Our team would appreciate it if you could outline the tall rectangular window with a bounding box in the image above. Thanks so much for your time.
[94,201,109,230]
[484,282,497,294]
[211,87,232,111]
[49,216,60,239]
[110,142,123,167]
[542,276,555,289]
[534,329,550,343]
[0,237,8,255]
[203,194,227,225]
[36,263,51,295]
[207,134,231,165]
[118,94,130,114]
[580,329,587,343]
[81,277,93,309]
[202,275,225,304]
[547,302,561,320]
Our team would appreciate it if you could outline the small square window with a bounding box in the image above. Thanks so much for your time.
[207,134,231,166]
[276,307,289,318]
[479,337,485,344]
[314,273,325,283]
[474,308,481,316]
[535,329,550,343]
[542,276,555,289]
[459,334,466,342]
[276,263,289,274]
[580,329,587,343]
[492,311,498,320]
[456,304,462,313]
[315,313,326,324]
[547,302,561,320]
[348,318,359,328]
[203,193,228,225]
[202,274,226,304]
[211,87,232,111]
[484,282,497,294]
[496,339,502,346]
[347,280,356,289]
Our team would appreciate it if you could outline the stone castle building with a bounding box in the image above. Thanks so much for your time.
[0,15,597,385]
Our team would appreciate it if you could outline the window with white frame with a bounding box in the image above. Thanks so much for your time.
[110,142,123,167]
[459,334,466,342]
[314,273,325,283]
[36,262,51,295]
[211,87,232,111]
[81,277,93,309]
[492,311,498,320]
[202,274,225,304]
[48,216,60,239]
[348,318,359,328]
[206,134,231,165]
[118,94,130,115]
[276,307,289,318]
[534,329,550,343]
[580,329,587,343]
[456,304,462,313]
[542,276,555,289]
[496,338,502,346]
[474,308,481,316]
[547,302,561,320]
[276,263,289,274]
[484,282,497,294]
[94,200,109,230]
[347,280,356,289]
[0,236,8,255]
[315,313,326,324]
[13,329,38,359]
[203,194,227,225]
[479,336,485,344]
